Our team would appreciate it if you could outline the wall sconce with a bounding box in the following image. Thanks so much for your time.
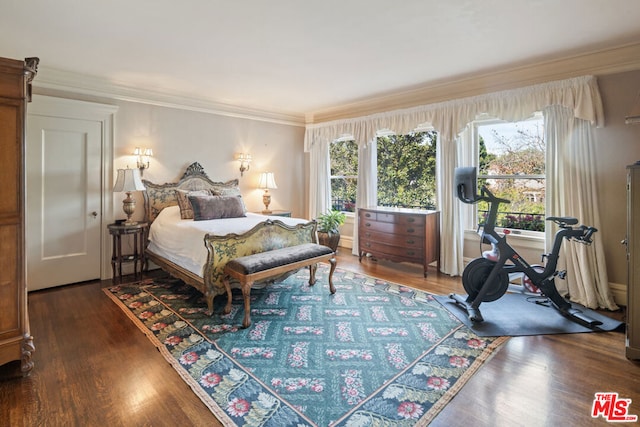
[625,91,640,124]
[113,168,146,225]
[238,153,251,176]
[134,147,153,174]
[258,172,277,214]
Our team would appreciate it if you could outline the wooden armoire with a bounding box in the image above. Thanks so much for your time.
[0,56,38,374]
[627,164,640,360]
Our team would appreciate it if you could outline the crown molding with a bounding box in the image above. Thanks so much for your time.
[31,41,640,127]
[308,41,640,124]
[33,67,306,127]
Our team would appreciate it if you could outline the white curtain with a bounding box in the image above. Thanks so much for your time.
[544,105,618,310]
[436,133,463,275]
[304,75,605,277]
[352,138,378,256]
[308,138,331,219]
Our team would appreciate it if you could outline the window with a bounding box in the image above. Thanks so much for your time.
[377,131,437,210]
[330,139,358,212]
[475,113,545,232]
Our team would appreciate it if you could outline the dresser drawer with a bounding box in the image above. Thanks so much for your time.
[359,210,378,221]
[360,210,424,226]
[360,240,424,262]
[359,229,423,248]
[375,212,423,226]
[360,219,424,236]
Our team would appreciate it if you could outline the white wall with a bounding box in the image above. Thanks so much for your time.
[111,102,306,221]
[594,71,640,294]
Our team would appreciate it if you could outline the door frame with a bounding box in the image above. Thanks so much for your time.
[28,95,119,280]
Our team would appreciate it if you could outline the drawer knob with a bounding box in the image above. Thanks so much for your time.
[407,251,415,256]
[407,228,415,233]
[365,222,371,227]
[407,217,415,223]
[406,239,415,244]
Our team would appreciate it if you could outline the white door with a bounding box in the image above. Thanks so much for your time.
[26,115,102,290]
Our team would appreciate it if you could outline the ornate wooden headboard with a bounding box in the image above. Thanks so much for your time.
[142,162,239,223]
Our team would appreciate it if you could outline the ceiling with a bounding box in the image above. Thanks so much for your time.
[2,0,640,120]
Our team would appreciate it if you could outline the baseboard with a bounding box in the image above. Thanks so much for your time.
[609,281,627,307]
[339,236,353,250]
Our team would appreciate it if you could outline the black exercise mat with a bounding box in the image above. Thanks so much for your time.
[435,292,624,337]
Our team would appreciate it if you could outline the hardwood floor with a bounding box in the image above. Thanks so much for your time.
[1,251,638,426]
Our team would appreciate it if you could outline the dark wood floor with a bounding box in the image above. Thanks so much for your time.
[1,251,638,426]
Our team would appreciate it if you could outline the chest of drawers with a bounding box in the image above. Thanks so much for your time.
[358,207,440,277]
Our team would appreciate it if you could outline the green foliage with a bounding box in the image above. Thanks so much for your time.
[500,213,545,232]
[330,140,358,212]
[477,119,546,232]
[377,131,437,209]
[317,209,346,233]
[478,136,495,175]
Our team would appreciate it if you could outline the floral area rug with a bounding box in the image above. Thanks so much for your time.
[104,265,508,426]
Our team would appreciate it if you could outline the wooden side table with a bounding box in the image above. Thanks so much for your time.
[108,222,148,284]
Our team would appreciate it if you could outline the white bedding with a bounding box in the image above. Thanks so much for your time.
[146,205,309,277]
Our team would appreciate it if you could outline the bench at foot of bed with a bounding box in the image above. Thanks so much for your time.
[222,243,337,328]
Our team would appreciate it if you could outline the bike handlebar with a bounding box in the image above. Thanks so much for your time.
[480,186,511,205]
[578,225,598,244]
[563,225,598,244]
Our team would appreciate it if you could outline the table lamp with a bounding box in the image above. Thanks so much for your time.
[113,168,146,225]
[258,172,277,214]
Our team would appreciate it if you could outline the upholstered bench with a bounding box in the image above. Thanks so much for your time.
[222,243,337,328]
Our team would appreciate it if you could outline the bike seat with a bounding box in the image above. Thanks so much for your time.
[546,216,578,226]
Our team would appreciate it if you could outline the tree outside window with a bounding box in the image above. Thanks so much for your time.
[330,140,358,212]
[377,131,437,210]
[476,114,545,232]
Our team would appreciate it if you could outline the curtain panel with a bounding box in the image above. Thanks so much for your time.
[304,75,603,152]
[304,76,605,289]
[544,105,618,310]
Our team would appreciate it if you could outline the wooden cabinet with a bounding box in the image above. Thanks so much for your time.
[0,56,38,374]
[358,207,440,277]
[627,164,640,360]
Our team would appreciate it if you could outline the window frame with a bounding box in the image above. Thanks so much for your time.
[329,137,358,214]
[375,127,438,211]
[468,113,546,238]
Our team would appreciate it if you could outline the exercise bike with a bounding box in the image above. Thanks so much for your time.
[450,167,603,328]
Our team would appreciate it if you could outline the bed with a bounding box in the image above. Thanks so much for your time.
[143,162,317,314]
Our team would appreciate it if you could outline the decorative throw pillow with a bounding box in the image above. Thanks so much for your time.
[189,195,247,221]
[211,186,247,213]
[175,189,211,219]
[210,179,240,195]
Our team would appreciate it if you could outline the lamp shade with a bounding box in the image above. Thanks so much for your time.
[113,168,146,192]
[258,172,277,189]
